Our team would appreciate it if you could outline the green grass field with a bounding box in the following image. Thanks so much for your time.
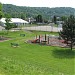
[0,30,75,75]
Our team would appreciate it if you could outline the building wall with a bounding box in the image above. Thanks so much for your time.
[0,26,5,31]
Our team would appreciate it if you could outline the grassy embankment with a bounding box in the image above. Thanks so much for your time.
[0,30,74,75]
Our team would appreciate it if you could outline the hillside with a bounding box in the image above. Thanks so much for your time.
[2,4,75,20]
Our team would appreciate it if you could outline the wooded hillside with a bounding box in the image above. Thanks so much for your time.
[2,4,75,20]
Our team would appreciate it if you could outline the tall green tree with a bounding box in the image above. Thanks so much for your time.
[5,14,13,31]
[59,15,75,50]
[0,3,3,26]
[36,15,43,23]
[0,3,2,11]
[0,11,3,19]
[0,3,3,19]
[53,15,57,24]
[60,16,67,21]
[5,14,17,31]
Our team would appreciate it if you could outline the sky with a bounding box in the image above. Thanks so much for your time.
[0,0,75,8]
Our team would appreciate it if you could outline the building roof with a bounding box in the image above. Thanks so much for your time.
[1,18,29,24]
[11,18,29,23]
[1,18,7,23]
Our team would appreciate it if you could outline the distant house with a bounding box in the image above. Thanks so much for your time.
[0,18,29,26]
[56,21,64,25]
[28,17,36,24]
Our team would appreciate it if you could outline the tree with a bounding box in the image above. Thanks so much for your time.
[0,3,3,19]
[5,14,17,31]
[5,19,12,30]
[53,15,57,24]
[36,15,43,23]
[20,13,26,20]
[0,3,2,11]
[59,15,75,50]
[0,11,3,19]
[60,16,67,21]
[0,3,3,26]
[5,14,13,31]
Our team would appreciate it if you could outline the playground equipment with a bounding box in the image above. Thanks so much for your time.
[31,34,48,45]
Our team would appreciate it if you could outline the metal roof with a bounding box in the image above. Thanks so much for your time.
[1,18,29,23]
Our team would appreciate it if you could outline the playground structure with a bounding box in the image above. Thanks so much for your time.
[31,34,48,44]
[29,34,67,47]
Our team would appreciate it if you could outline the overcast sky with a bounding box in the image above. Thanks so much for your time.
[0,0,75,8]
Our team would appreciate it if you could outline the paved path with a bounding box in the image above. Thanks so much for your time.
[22,26,62,32]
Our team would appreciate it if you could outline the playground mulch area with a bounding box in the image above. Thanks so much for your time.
[27,35,68,48]
[47,37,66,47]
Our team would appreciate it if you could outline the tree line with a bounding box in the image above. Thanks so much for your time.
[2,4,75,20]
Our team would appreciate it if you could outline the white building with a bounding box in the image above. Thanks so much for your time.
[0,18,29,26]
[0,26,5,31]
[11,18,29,26]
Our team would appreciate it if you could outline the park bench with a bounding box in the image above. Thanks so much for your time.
[11,43,19,47]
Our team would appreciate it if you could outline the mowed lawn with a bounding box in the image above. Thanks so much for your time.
[0,31,74,75]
